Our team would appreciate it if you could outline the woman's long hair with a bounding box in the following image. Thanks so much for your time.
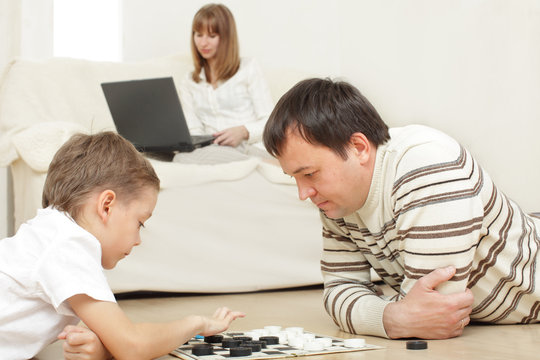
[191,3,240,84]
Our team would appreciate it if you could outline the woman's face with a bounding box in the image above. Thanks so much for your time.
[193,30,220,61]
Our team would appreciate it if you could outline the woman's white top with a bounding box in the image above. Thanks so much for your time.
[179,57,274,144]
[0,207,116,359]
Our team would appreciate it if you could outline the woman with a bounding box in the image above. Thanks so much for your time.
[180,3,274,149]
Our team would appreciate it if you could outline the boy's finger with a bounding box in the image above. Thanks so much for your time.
[57,324,84,339]
[66,330,91,346]
[227,311,246,321]
[213,307,231,318]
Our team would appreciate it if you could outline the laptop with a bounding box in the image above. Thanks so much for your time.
[101,77,214,153]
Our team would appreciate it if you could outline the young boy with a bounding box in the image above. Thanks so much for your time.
[0,132,244,359]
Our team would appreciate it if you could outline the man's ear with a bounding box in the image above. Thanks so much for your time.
[97,190,116,223]
[349,132,372,164]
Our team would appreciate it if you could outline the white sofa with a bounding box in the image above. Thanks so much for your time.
[0,55,324,294]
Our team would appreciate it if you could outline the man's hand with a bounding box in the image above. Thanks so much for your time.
[58,325,112,360]
[383,266,474,339]
[213,126,249,147]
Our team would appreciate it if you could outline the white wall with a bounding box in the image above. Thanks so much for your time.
[122,0,540,212]
[54,0,122,62]
[337,0,540,212]
[0,0,21,239]
[0,0,53,237]
[122,0,341,77]
[0,167,11,238]
[1,0,539,235]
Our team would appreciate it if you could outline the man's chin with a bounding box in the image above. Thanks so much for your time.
[321,208,350,219]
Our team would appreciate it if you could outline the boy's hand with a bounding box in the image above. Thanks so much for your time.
[199,307,246,336]
[58,325,112,360]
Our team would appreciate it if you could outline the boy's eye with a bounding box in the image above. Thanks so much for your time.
[138,221,145,229]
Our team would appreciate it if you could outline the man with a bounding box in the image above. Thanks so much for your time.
[263,78,540,339]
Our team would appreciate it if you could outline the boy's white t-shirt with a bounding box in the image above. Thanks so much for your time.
[0,207,116,359]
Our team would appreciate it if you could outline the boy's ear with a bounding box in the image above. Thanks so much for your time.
[349,132,371,164]
[97,190,116,223]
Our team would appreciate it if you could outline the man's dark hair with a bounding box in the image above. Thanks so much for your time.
[263,78,390,159]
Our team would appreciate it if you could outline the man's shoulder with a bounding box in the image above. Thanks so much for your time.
[388,125,458,148]
[386,125,463,168]
[384,125,475,195]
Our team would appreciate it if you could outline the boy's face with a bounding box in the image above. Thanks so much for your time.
[100,186,158,269]
[277,130,375,219]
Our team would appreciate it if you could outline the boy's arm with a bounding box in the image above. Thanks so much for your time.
[58,325,112,360]
[68,294,244,360]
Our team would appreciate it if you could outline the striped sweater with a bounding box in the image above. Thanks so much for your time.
[321,125,540,338]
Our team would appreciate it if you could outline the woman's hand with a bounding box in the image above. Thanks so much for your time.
[213,126,249,147]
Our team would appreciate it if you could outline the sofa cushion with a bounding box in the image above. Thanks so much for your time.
[0,54,192,135]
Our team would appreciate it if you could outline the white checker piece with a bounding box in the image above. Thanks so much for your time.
[170,328,383,360]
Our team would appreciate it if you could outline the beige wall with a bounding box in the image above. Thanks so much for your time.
[0,0,53,237]
[337,0,540,213]
[0,0,20,238]
[122,0,540,212]
[1,0,539,237]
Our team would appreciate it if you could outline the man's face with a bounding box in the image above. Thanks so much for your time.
[277,130,376,219]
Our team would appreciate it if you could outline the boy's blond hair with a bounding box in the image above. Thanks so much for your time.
[42,132,160,220]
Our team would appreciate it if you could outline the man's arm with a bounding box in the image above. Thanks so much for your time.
[321,143,481,339]
[383,142,482,338]
[68,294,244,360]
[322,226,475,340]
[320,218,392,338]
[383,266,474,339]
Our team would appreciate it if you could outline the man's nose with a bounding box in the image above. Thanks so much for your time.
[297,182,316,201]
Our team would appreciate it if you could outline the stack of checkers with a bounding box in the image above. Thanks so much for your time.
[170,325,383,359]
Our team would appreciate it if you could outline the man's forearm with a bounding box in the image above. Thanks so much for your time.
[323,281,390,338]
[382,267,474,340]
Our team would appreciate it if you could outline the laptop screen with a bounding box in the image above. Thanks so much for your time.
[101,77,194,152]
